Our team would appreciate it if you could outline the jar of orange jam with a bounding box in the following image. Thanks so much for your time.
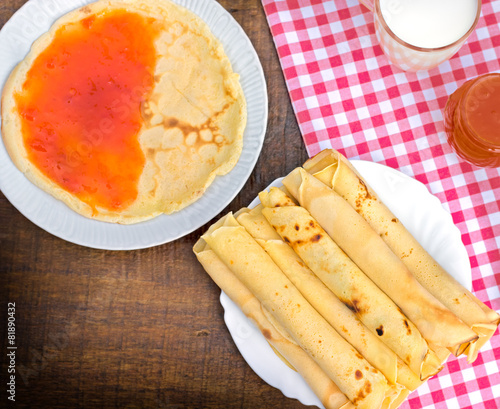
[444,73,500,168]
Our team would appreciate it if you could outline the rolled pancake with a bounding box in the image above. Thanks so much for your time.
[259,188,441,381]
[282,168,478,352]
[303,149,500,362]
[202,214,401,409]
[194,237,351,409]
[2,0,246,223]
[236,206,399,386]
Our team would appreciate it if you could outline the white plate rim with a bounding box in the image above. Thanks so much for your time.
[220,159,472,409]
[0,0,268,250]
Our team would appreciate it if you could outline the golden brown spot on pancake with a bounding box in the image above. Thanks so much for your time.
[230,260,234,265]
[352,381,372,404]
[453,298,460,304]
[167,118,194,139]
[294,224,300,231]
[147,112,226,153]
[344,302,356,313]
[309,220,315,227]
[376,325,384,336]
[166,118,179,127]
[296,260,304,267]
[351,298,367,314]
[310,234,322,242]
[341,297,364,314]
[284,285,288,289]
[403,320,412,335]
[392,218,398,223]
[355,370,363,380]
[267,193,295,208]
[358,179,373,199]
[275,292,279,296]
[402,248,413,259]
[262,329,272,340]
[283,236,290,243]
[355,352,363,360]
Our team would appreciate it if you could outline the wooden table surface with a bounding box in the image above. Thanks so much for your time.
[0,1,310,408]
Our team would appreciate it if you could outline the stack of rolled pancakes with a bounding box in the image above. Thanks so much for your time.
[193,149,500,409]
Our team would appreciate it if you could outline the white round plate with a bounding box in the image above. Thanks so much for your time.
[220,160,472,409]
[0,0,267,250]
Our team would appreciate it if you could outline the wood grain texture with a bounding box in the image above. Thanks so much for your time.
[0,1,309,408]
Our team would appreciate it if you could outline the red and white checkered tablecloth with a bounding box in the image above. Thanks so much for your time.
[260,0,500,408]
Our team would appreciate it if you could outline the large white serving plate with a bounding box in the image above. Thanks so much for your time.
[221,159,471,409]
[0,0,267,250]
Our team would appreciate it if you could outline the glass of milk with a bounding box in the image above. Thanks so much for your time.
[359,0,482,71]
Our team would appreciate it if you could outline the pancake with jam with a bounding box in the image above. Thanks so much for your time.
[1,0,246,223]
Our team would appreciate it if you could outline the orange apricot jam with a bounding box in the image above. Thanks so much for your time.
[15,10,160,213]
[444,73,500,168]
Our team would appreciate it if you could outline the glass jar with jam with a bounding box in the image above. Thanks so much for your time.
[444,73,500,168]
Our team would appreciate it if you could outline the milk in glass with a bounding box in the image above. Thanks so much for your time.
[379,0,479,48]
[375,0,480,70]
